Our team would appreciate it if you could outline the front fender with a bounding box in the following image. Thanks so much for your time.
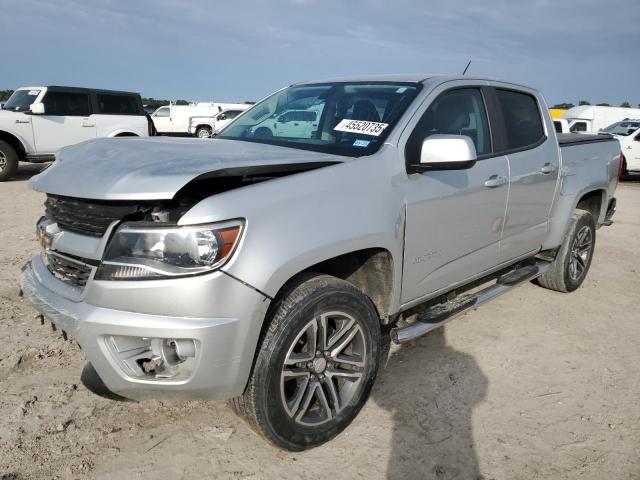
[179,149,406,310]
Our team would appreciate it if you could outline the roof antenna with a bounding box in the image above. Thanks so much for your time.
[462,60,472,76]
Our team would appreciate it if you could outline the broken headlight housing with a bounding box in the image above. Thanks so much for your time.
[95,220,244,280]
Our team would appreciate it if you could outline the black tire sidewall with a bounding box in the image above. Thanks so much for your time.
[561,212,595,292]
[254,281,381,450]
[0,141,18,182]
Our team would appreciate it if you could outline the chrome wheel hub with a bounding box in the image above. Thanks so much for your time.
[569,225,593,281]
[280,311,367,426]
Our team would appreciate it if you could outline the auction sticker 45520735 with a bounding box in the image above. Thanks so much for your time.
[334,119,389,136]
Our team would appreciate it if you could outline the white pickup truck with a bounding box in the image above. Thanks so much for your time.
[602,119,640,177]
[0,86,150,181]
[151,103,250,138]
[189,106,251,138]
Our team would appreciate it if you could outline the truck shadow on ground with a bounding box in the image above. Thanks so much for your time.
[372,328,487,480]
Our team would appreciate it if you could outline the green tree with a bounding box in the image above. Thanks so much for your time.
[620,101,631,108]
[551,103,574,110]
[578,100,591,106]
[0,89,14,102]
[596,103,611,107]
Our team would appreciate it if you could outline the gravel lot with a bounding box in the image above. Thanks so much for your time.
[1,164,639,480]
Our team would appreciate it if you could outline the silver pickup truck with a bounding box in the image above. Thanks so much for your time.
[21,75,621,451]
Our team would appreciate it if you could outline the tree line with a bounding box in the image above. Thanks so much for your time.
[552,100,637,109]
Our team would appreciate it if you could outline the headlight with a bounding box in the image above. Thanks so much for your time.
[95,220,244,281]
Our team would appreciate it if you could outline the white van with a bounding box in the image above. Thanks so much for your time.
[602,119,640,177]
[0,86,150,181]
[561,105,640,134]
[151,103,249,135]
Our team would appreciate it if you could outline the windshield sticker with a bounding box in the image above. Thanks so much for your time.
[353,139,371,148]
[334,119,389,137]
[396,87,408,93]
[28,90,39,95]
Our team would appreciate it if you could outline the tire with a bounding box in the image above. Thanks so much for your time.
[621,157,630,180]
[231,274,382,451]
[536,209,596,293]
[254,127,273,139]
[195,126,212,139]
[0,140,19,182]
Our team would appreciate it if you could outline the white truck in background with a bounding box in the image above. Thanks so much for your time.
[151,103,250,137]
[602,119,640,177]
[0,86,150,181]
[561,105,640,134]
[189,106,251,138]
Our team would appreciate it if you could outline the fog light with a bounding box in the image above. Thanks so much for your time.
[104,335,198,381]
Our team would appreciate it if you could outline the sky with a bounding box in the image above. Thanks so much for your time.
[0,0,638,106]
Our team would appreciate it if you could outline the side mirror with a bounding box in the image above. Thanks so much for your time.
[218,114,226,121]
[30,103,45,115]
[411,134,477,172]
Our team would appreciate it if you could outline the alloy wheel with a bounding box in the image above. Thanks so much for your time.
[280,311,367,426]
[569,225,593,281]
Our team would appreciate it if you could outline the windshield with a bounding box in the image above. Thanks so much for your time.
[3,89,41,112]
[218,82,421,156]
[601,121,640,136]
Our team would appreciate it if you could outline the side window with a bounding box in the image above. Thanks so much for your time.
[406,88,491,165]
[570,121,587,133]
[155,107,170,117]
[97,94,139,115]
[495,89,545,150]
[42,91,90,116]
[225,110,242,119]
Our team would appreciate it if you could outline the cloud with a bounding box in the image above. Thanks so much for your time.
[0,0,638,104]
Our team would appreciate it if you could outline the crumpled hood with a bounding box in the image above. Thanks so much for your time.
[29,137,344,200]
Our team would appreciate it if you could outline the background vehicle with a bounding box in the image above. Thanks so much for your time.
[22,75,620,451]
[189,106,251,138]
[602,119,640,177]
[0,86,149,181]
[151,102,249,135]
[561,105,640,133]
[249,107,322,138]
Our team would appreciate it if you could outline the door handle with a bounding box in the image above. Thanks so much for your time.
[540,163,556,174]
[81,122,95,127]
[484,175,507,188]
[627,146,632,150]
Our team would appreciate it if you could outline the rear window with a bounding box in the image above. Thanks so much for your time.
[570,121,587,133]
[553,120,562,133]
[495,89,545,150]
[97,94,139,115]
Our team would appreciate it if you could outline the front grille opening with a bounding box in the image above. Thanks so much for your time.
[45,195,155,237]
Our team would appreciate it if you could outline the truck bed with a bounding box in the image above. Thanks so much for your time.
[557,133,616,147]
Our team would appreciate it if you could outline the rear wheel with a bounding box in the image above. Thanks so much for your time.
[0,140,18,182]
[537,210,595,292]
[231,274,381,451]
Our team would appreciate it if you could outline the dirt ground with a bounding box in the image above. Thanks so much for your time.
[1,163,639,480]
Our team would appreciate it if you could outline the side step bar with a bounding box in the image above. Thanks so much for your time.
[391,261,551,344]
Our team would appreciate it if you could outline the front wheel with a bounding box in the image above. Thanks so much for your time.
[231,274,381,451]
[195,126,212,138]
[0,140,19,182]
[537,209,595,292]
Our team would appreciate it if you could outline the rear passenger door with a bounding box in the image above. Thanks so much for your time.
[490,88,560,262]
[94,93,145,137]
[400,85,509,304]
[33,89,96,152]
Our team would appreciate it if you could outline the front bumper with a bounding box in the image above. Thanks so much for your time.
[21,255,270,401]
